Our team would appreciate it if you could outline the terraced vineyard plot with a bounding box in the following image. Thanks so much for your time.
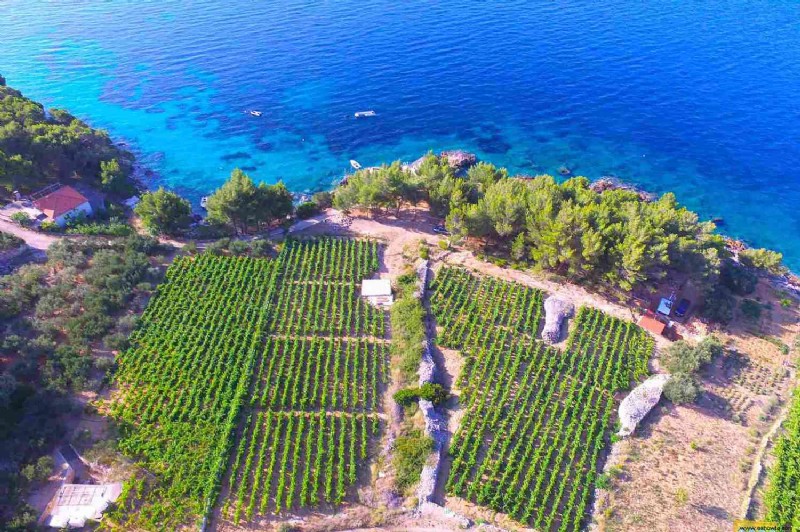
[224,412,378,522]
[221,238,387,524]
[251,337,386,413]
[430,267,653,531]
[281,237,379,281]
[269,280,385,337]
[113,255,279,527]
[111,238,387,530]
[430,266,545,350]
[766,388,800,530]
[561,306,651,392]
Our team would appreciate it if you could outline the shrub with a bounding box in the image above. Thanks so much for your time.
[66,221,133,236]
[10,211,32,226]
[312,191,333,209]
[595,473,612,490]
[183,241,198,255]
[438,239,449,250]
[191,222,233,240]
[104,332,130,351]
[206,238,230,255]
[702,284,735,324]
[674,487,689,506]
[228,239,249,256]
[739,248,786,275]
[393,429,434,490]
[0,230,25,251]
[390,296,426,386]
[295,201,319,219]
[393,388,419,406]
[393,383,448,406]
[395,271,418,297]
[250,239,271,257]
[720,262,757,295]
[39,220,61,233]
[740,299,762,321]
[419,243,430,260]
[663,373,699,404]
[419,382,448,404]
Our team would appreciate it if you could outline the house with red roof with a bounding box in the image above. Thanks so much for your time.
[33,185,93,227]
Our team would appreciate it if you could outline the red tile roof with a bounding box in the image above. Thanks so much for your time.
[34,186,88,220]
[638,314,666,336]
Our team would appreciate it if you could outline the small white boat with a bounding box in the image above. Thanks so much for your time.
[200,196,209,209]
[350,160,362,170]
[354,110,376,118]
[249,110,262,117]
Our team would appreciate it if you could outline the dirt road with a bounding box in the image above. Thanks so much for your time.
[0,217,59,251]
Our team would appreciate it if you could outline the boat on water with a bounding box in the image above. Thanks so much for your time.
[354,110,376,118]
[249,110,262,117]
[200,196,209,209]
[350,160,362,170]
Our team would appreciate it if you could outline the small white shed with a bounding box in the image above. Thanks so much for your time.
[361,279,393,307]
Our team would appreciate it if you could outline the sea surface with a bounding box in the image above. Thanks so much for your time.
[2,1,800,267]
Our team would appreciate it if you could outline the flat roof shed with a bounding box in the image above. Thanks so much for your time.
[361,279,393,308]
[361,279,392,297]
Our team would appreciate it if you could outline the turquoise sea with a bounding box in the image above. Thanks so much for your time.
[2,1,799,267]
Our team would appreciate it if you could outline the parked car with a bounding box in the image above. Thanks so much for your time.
[674,298,691,318]
[433,224,450,235]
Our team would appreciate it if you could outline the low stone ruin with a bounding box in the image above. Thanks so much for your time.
[418,340,437,386]
[542,296,574,344]
[617,374,670,437]
[414,259,429,300]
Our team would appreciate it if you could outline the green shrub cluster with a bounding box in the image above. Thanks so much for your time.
[393,383,448,406]
[662,336,723,404]
[393,429,434,491]
[0,230,23,251]
[390,294,426,387]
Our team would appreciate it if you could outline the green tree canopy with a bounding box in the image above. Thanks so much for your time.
[0,84,135,199]
[206,168,292,233]
[135,187,192,236]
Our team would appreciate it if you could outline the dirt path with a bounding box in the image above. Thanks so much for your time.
[740,403,789,519]
[0,217,59,250]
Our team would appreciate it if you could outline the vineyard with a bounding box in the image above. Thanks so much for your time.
[765,388,800,530]
[112,238,387,529]
[430,267,653,531]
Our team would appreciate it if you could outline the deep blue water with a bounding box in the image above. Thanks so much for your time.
[2,1,800,267]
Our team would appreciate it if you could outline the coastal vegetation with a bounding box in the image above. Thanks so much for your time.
[333,155,786,314]
[109,238,386,529]
[134,187,193,236]
[205,168,294,234]
[0,235,165,528]
[430,267,652,530]
[0,81,137,200]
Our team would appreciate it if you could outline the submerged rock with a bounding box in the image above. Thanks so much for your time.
[618,374,670,437]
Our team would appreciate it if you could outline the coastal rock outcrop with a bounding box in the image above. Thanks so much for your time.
[440,150,477,172]
[590,177,655,202]
[617,374,670,437]
[542,296,574,344]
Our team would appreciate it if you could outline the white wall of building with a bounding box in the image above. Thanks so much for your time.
[54,201,93,227]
